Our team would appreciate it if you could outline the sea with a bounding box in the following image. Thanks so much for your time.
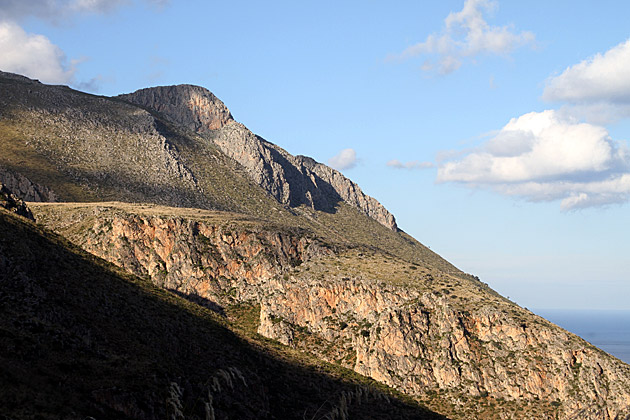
[534,309,630,364]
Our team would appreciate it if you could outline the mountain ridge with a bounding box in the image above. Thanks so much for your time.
[118,84,398,230]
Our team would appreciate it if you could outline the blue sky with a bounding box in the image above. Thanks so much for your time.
[1,0,629,310]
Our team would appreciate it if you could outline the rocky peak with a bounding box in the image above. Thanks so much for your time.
[118,84,233,132]
[118,85,399,231]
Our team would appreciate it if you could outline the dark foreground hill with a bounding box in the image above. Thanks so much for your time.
[0,208,444,420]
[1,71,630,420]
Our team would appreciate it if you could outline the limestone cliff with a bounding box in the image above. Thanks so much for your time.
[118,85,398,231]
[117,85,232,132]
[257,257,630,420]
[32,203,331,309]
[31,202,630,420]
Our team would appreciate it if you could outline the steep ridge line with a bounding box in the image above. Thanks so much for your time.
[118,85,398,231]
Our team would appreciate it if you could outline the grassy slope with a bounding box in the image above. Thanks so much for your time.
[0,208,447,420]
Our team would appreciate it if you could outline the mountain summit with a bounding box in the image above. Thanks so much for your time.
[119,84,398,230]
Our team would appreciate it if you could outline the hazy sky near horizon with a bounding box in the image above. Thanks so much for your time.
[1,0,629,310]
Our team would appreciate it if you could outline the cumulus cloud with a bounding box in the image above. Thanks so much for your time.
[437,110,630,209]
[328,148,357,171]
[387,159,435,170]
[394,0,534,74]
[0,0,168,87]
[435,36,630,209]
[542,39,630,124]
[543,39,630,104]
[0,20,75,84]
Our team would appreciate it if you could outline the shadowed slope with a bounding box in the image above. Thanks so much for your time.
[0,209,446,420]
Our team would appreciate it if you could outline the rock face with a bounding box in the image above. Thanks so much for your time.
[0,166,57,202]
[258,266,630,420]
[118,85,232,131]
[31,203,630,420]
[0,183,34,220]
[119,85,398,231]
[81,212,331,307]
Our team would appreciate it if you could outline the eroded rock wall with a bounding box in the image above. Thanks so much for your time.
[118,85,232,132]
[78,213,331,308]
[258,272,630,420]
[0,167,57,202]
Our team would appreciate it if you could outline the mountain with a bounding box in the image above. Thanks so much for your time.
[1,71,630,420]
[118,85,397,231]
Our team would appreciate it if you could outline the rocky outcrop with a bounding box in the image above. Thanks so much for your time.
[294,154,398,231]
[0,167,57,202]
[119,85,398,231]
[50,209,332,309]
[118,85,233,132]
[0,183,34,220]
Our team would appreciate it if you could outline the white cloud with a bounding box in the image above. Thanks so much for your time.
[0,0,168,88]
[543,39,630,104]
[328,148,357,171]
[0,0,114,21]
[542,39,630,124]
[70,0,129,14]
[387,159,435,170]
[437,110,630,209]
[394,0,534,74]
[496,175,630,210]
[0,20,75,84]
[556,102,630,126]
